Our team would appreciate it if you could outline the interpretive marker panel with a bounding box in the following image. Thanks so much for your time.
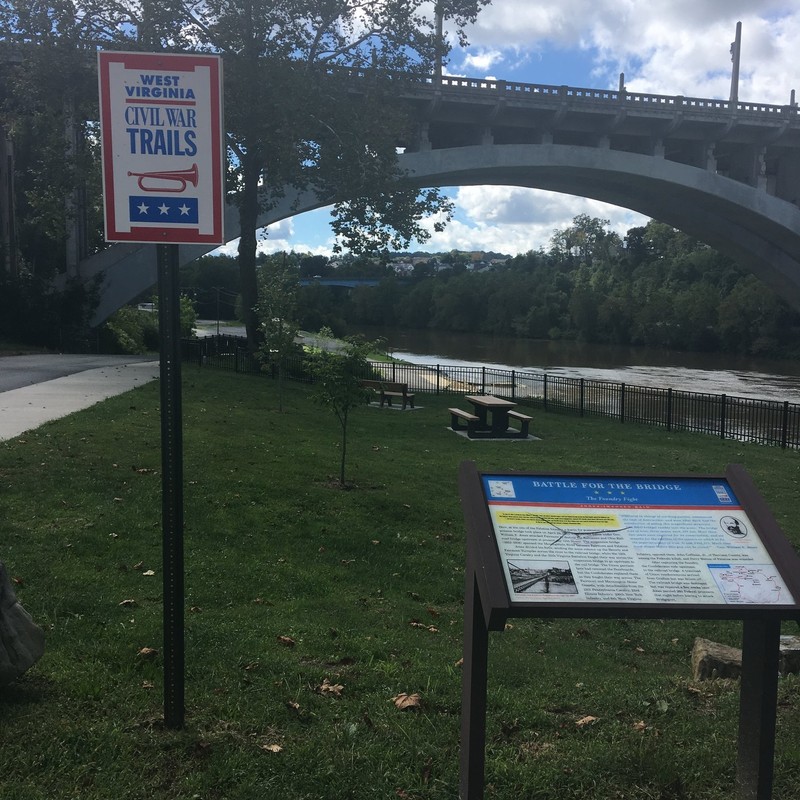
[458,462,800,800]
[98,51,224,245]
[482,473,795,607]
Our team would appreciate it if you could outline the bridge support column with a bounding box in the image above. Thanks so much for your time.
[418,122,432,152]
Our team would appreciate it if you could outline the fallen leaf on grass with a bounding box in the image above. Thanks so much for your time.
[137,647,159,660]
[392,693,422,710]
[142,680,155,689]
[142,570,155,576]
[118,599,137,608]
[319,678,344,696]
[633,720,648,732]
[286,700,301,712]
[277,635,296,647]
[260,743,283,753]
[455,658,464,668]
[12,576,23,586]
[575,715,599,727]
[132,561,144,570]
[409,621,439,633]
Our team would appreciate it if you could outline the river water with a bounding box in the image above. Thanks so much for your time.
[346,326,800,405]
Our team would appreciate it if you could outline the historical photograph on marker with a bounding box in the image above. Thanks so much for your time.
[507,560,578,595]
[482,474,794,606]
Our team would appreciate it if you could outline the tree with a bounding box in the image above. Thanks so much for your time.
[175,0,488,350]
[255,253,301,411]
[305,336,376,487]
[0,5,107,277]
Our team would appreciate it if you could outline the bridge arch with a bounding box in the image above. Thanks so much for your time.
[84,143,800,324]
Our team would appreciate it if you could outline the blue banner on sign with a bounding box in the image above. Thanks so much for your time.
[482,475,741,508]
[129,196,199,225]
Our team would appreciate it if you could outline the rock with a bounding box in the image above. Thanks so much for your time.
[779,635,800,675]
[692,635,800,682]
[0,561,45,686]
[691,637,742,681]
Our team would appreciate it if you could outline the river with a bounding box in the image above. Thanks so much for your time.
[344,326,800,404]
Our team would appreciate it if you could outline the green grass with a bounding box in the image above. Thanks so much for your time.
[2,367,800,799]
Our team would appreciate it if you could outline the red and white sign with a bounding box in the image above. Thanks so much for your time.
[98,51,224,245]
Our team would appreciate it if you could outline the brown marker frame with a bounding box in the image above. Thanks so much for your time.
[458,461,800,800]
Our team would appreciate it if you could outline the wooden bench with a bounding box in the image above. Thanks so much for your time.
[449,407,479,437]
[507,409,532,438]
[360,380,415,410]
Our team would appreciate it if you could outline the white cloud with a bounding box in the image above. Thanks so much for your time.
[413,187,647,255]
[220,3,798,259]
[456,1,799,103]
[462,48,504,74]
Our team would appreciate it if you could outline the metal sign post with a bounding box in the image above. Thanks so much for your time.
[98,50,224,729]
[157,243,184,728]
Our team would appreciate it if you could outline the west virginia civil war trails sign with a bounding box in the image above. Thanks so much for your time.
[457,461,800,800]
[98,51,224,246]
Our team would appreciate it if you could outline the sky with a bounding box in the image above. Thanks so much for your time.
[215,1,800,259]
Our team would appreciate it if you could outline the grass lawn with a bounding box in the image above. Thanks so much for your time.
[2,365,800,799]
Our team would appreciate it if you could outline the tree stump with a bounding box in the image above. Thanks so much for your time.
[0,561,45,686]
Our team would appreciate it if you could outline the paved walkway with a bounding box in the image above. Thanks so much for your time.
[0,355,160,442]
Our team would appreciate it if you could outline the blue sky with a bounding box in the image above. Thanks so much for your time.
[215,1,800,259]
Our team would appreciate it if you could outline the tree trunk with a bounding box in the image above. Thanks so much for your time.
[339,409,348,486]
[238,153,262,353]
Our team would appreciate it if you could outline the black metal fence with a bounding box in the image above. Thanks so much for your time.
[182,335,800,449]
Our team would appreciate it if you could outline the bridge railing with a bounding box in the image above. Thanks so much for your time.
[332,65,799,118]
[182,335,800,449]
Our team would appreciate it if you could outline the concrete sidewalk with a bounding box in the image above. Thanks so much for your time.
[0,357,160,442]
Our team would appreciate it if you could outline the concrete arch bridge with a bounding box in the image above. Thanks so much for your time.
[72,73,800,324]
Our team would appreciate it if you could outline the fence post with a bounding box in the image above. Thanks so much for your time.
[511,370,516,400]
[543,374,548,410]
[392,361,396,382]
[781,401,789,449]
[720,394,727,439]
[580,378,585,417]
[436,364,441,396]
[481,366,486,394]
[667,388,673,432]
[620,383,625,423]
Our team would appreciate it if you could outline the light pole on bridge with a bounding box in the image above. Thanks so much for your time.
[730,20,742,104]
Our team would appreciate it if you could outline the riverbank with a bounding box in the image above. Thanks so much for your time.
[345,325,800,404]
[197,321,800,405]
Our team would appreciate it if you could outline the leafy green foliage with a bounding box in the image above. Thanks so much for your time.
[304,336,377,485]
[298,217,800,359]
[99,306,158,354]
[100,297,196,354]
[0,272,97,350]
[255,254,302,410]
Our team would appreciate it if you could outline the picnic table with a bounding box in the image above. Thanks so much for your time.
[465,395,518,435]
